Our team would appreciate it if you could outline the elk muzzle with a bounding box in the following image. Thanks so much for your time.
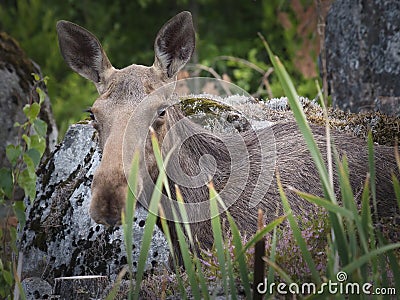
[89,129,129,226]
[90,167,128,226]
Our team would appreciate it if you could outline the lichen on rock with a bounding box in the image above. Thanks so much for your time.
[20,123,169,284]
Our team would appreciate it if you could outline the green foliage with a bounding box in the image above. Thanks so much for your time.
[266,41,400,297]
[0,73,48,299]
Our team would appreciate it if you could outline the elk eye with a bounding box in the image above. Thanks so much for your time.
[158,108,167,117]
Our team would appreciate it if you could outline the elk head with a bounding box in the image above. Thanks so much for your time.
[56,12,195,226]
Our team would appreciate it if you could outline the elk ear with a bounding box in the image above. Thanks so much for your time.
[153,11,195,79]
[56,20,113,94]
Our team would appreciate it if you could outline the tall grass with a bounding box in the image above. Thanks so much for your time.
[260,33,400,297]
[112,38,400,299]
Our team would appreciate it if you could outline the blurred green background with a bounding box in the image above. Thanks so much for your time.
[0,0,326,138]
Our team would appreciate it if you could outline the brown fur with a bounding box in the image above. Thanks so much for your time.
[56,12,399,256]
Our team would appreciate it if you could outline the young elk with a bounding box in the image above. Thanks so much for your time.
[56,12,398,255]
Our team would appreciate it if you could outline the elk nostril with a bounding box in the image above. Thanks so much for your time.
[105,215,121,227]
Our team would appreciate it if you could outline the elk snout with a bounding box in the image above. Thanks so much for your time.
[89,168,128,227]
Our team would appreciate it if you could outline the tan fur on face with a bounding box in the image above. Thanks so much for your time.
[57,13,195,226]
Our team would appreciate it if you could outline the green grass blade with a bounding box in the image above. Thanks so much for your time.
[338,157,370,255]
[105,266,129,300]
[359,174,374,278]
[327,210,349,267]
[336,155,356,212]
[262,257,293,285]
[367,132,378,220]
[175,224,201,299]
[132,174,164,299]
[122,150,140,294]
[175,185,194,246]
[158,205,176,263]
[258,33,334,204]
[133,133,168,300]
[266,227,277,295]
[294,189,354,219]
[315,79,335,199]
[392,174,400,209]
[336,156,362,261]
[395,141,400,171]
[360,174,372,243]
[172,208,202,300]
[174,186,209,298]
[150,127,172,199]
[253,210,265,300]
[158,205,188,299]
[226,212,252,299]
[209,182,229,296]
[240,215,285,256]
[259,33,346,274]
[325,232,336,280]
[226,248,238,300]
[193,253,210,299]
[276,171,321,284]
[342,243,400,275]
[386,248,400,296]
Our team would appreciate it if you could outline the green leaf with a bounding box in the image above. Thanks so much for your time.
[1,269,13,286]
[17,169,36,202]
[6,144,22,167]
[32,73,40,81]
[22,134,31,149]
[23,102,40,122]
[13,200,26,229]
[23,153,35,175]
[33,119,47,137]
[43,76,49,85]
[26,148,41,168]
[0,168,13,199]
[36,87,46,105]
[30,135,46,157]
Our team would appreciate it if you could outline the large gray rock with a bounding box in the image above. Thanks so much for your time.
[21,277,52,300]
[0,32,58,167]
[19,123,169,283]
[325,0,400,116]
